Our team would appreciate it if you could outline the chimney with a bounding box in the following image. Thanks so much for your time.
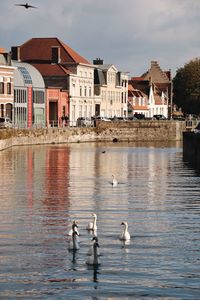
[11,46,20,61]
[93,58,104,65]
[51,46,60,64]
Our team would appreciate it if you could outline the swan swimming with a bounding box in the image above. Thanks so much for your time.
[112,175,118,187]
[86,239,101,266]
[119,221,131,241]
[68,231,80,250]
[86,213,97,231]
[68,220,79,236]
[87,236,100,256]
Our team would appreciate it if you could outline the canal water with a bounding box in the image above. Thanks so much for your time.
[0,142,199,299]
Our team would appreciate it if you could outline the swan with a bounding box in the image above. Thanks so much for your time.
[68,220,79,236]
[119,221,131,241]
[68,231,80,250]
[87,236,100,256]
[86,213,97,231]
[112,175,118,187]
[86,239,101,266]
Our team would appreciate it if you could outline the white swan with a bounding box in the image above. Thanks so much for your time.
[87,236,100,256]
[86,239,101,266]
[112,175,118,187]
[68,231,80,250]
[119,221,131,241]
[68,220,79,236]
[86,213,97,231]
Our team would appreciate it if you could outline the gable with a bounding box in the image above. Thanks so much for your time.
[142,61,170,83]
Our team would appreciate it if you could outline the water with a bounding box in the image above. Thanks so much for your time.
[0,142,200,299]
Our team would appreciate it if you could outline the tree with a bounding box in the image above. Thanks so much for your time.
[173,58,200,115]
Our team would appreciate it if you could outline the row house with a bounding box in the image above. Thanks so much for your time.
[128,79,149,117]
[128,61,171,118]
[93,58,128,118]
[17,37,94,126]
[0,48,15,120]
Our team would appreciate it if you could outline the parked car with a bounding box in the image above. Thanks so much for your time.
[153,114,167,120]
[93,116,111,122]
[76,117,93,127]
[0,117,12,129]
[134,113,146,120]
[127,116,138,121]
[172,115,185,121]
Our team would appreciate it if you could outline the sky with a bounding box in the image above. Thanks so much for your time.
[1,0,199,77]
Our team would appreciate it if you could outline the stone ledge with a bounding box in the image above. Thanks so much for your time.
[0,121,186,151]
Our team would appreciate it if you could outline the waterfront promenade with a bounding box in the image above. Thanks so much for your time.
[0,120,187,151]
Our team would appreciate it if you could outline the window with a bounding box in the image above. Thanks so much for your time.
[72,83,75,96]
[33,90,45,104]
[14,89,27,103]
[7,82,11,95]
[89,86,91,97]
[18,66,32,85]
[0,82,4,94]
[80,86,82,96]
[84,86,87,97]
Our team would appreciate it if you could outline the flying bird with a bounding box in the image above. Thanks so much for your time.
[15,3,37,9]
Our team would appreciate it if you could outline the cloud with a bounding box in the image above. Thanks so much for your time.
[0,0,199,76]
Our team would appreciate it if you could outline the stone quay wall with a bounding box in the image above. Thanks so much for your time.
[183,131,200,169]
[0,120,186,151]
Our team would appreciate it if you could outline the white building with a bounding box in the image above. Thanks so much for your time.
[68,63,94,125]
[93,59,128,118]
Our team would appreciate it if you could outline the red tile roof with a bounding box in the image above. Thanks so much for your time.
[20,37,90,65]
[132,105,148,110]
[31,63,71,76]
[154,93,163,105]
[0,48,6,54]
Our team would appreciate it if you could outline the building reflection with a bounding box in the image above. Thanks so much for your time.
[44,146,70,212]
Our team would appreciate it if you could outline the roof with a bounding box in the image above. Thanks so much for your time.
[128,89,146,98]
[94,69,106,85]
[0,48,6,54]
[0,54,7,65]
[20,37,90,65]
[141,61,170,83]
[31,63,71,76]
[95,64,114,71]
[154,93,164,105]
[129,79,150,95]
[12,60,45,88]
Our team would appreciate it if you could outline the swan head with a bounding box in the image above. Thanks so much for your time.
[72,220,78,228]
[121,221,128,226]
[92,213,97,219]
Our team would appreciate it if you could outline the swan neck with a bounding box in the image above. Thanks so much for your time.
[93,216,97,228]
[124,223,128,233]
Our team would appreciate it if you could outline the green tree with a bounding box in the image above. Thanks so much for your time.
[173,58,200,115]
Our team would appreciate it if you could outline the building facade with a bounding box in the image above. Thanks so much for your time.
[0,48,15,120]
[93,59,128,118]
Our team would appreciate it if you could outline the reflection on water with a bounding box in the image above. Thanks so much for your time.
[0,141,200,299]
